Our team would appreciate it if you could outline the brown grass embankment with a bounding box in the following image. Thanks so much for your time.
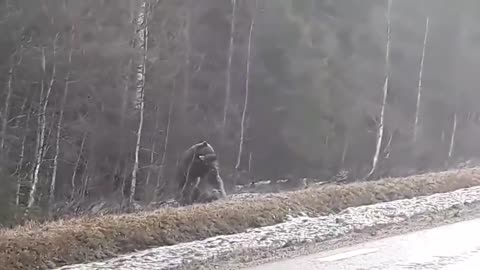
[1,168,480,270]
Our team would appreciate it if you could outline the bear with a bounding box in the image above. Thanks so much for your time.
[175,141,226,205]
[189,162,226,204]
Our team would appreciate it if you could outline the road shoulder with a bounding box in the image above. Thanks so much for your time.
[199,200,480,270]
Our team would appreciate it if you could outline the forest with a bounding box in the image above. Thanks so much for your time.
[1,0,480,225]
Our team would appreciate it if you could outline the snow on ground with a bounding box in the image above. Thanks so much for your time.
[57,186,480,270]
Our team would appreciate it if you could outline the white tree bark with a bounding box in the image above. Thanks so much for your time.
[50,29,75,206]
[248,152,253,173]
[28,34,59,209]
[448,112,457,160]
[222,0,237,134]
[30,68,44,206]
[0,62,14,152]
[71,132,86,199]
[130,0,149,205]
[446,16,466,164]
[413,17,429,143]
[383,130,394,159]
[365,0,391,180]
[341,134,349,167]
[235,0,256,170]
[0,49,22,152]
[15,100,30,206]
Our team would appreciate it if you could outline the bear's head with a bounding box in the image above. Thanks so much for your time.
[192,141,217,166]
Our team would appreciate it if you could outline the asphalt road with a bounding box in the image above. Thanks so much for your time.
[245,218,480,270]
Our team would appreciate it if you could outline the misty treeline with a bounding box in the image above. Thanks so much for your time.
[1,0,480,224]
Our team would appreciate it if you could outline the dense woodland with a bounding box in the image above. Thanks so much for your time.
[1,0,480,225]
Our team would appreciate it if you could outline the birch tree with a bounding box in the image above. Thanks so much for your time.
[145,106,160,188]
[0,49,23,152]
[235,0,256,170]
[156,90,174,196]
[341,135,349,168]
[448,112,457,161]
[113,58,133,190]
[14,99,29,206]
[130,0,149,205]
[365,0,392,180]
[222,0,238,134]
[413,17,429,143]
[0,62,13,153]
[81,160,90,201]
[447,15,467,164]
[71,132,86,199]
[50,28,75,206]
[28,34,59,209]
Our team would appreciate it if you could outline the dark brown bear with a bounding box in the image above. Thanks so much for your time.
[176,141,226,205]
[189,163,226,204]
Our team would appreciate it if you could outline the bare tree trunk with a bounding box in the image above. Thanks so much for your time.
[15,101,30,206]
[80,160,90,201]
[113,59,133,191]
[121,62,132,124]
[341,134,349,167]
[130,0,149,205]
[0,50,22,152]
[248,152,253,173]
[448,112,457,160]
[365,0,391,180]
[121,159,129,196]
[42,115,55,161]
[183,0,191,102]
[50,29,75,207]
[413,17,429,143]
[112,31,133,191]
[71,132,86,199]
[383,130,394,159]
[130,85,145,201]
[28,34,59,209]
[222,0,237,134]
[445,16,465,165]
[30,82,43,205]
[145,106,160,188]
[156,90,175,195]
[0,64,14,152]
[235,0,255,170]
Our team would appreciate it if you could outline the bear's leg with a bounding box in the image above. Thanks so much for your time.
[182,177,201,205]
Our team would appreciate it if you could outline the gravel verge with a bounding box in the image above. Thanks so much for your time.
[57,185,480,270]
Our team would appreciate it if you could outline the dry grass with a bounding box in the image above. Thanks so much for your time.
[1,168,480,270]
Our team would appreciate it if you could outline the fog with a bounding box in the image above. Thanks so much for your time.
[0,0,480,224]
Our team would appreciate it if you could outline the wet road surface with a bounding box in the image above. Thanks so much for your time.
[245,218,480,270]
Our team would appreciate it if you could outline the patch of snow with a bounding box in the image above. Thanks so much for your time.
[57,186,480,270]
